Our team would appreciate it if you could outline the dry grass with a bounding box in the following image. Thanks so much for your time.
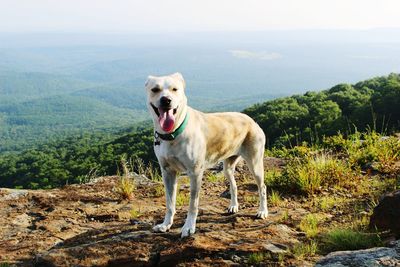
[130,157,162,181]
[285,153,356,195]
[115,158,135,200]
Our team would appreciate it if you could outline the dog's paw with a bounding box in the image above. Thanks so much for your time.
[256,209,269,219]
[228,205,239,214]
[153,223,171,233]
[180,224,196,238]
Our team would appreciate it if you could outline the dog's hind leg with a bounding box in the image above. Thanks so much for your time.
[223,155,241,213]
[242,143,268,219]
[251,157,268,219]
[153,168,177,233]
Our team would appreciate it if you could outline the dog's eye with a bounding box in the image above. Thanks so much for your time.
[151,87,161,93]
[172,88,178,92]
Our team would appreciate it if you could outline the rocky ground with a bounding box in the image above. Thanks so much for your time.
[0,158,399,266]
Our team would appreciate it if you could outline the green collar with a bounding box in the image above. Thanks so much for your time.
[155,112,189,142]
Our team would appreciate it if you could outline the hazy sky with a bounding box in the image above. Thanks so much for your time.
[1,0,400,33]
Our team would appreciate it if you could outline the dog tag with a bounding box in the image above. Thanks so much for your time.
[154,132,161,146]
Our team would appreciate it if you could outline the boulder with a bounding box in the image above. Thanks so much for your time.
[316,240,400,266]
[370,190,400,236]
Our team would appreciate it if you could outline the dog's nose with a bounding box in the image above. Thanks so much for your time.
[160,96,172,107]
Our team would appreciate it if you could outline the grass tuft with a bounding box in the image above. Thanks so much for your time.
[280,210,289,223]
[292,240,318,259]
[264,168,283,187]
[285,153,356,195]
[322,228,382,252]
[115,158,135,200]
[268,190,283,206]
[248,252,268,264]
[314,196,338,212]
[130,207,142,219]
[299,214,319,238]
[244,194,258,205]
[176,191,190,207]
[152,184,165,197]
[206,172,224,183]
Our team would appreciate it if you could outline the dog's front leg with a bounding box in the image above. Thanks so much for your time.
[181,170,203,238]
[153,168,177,233]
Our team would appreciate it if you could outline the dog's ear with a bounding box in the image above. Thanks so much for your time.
[171,72,185,89]
[145,75,155,88]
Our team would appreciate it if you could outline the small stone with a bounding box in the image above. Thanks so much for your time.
[263,243,287,254]
[231,254,242,262]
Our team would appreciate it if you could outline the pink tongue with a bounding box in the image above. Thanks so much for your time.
[158,109,175,132]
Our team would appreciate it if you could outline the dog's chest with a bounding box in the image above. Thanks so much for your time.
[154,141,191,172]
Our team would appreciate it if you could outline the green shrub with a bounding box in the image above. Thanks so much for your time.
[264,168,284,188]
[268,144,313,159]
[324,131,400,173]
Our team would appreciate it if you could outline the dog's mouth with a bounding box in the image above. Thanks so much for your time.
[150,103,178,133]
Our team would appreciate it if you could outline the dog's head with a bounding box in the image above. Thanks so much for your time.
[145,72,188,133]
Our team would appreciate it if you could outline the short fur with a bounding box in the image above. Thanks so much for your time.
[145,73,268,237]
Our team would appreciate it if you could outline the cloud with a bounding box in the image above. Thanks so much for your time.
[229,50,282,60]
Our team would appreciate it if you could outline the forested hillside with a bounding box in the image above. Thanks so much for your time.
[244,73,400,146]
[0,125,154,189]
[0,72,149,152]
[0,74,399,189]
[0,71,275,153]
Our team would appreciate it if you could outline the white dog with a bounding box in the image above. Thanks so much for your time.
[145,73,268,238]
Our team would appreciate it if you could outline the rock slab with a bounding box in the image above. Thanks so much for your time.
[316,240,400,267]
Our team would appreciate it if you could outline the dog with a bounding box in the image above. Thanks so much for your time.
[145,72,268,238]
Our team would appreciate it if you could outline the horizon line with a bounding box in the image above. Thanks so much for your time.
[1,27,400,35]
